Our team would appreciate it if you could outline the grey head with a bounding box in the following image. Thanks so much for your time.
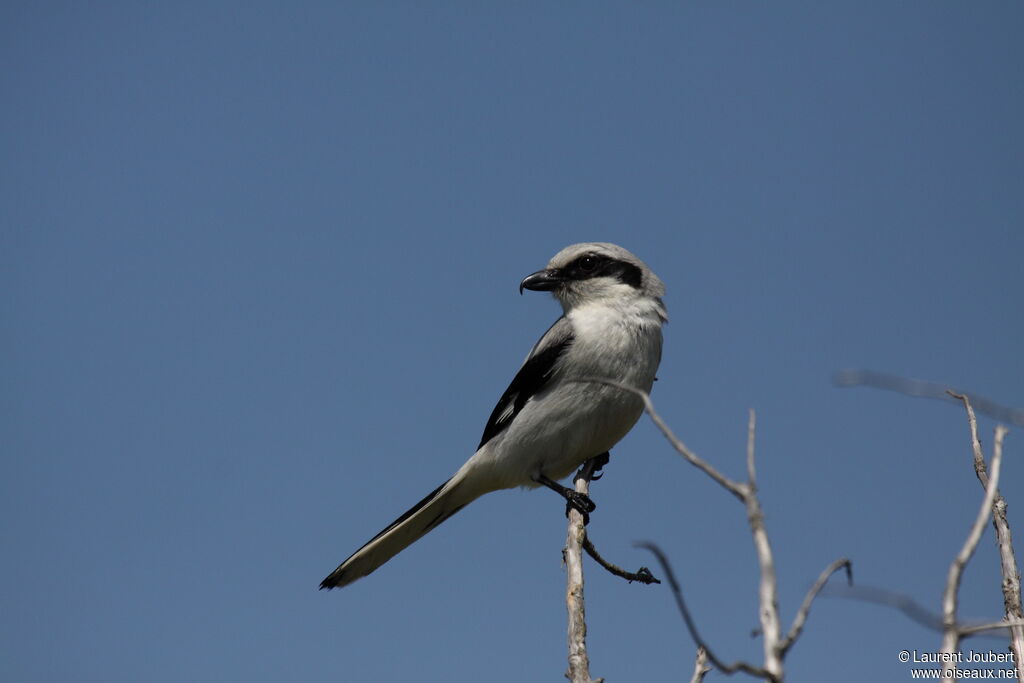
[519,242,666,318]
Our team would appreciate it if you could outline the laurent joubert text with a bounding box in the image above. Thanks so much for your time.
[900,651,1017,664]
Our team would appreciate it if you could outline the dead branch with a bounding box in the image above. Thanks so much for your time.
[939,415,1006,677]
[565,456,603,683]
[579,378,848,679]
[825,585,942,632]
[958,619,1024,637]
[611,386,847,680]
[949,392,1024,678]
[833,369,1023,426]
[779,558,852,656]
[743,410,783,680]
[827,584,1024,640]
[690,647,710,683]
[638,541,775,680]
[581,532,660,584]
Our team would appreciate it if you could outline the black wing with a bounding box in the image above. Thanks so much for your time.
[477,317,574,449]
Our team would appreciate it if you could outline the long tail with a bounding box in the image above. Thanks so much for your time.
[320,468,479,590]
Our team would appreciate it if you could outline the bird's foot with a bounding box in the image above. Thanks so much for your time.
[535,473,597,525]
[564,491,596,525]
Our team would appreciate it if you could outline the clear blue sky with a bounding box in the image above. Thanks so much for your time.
[3,3,1022,681]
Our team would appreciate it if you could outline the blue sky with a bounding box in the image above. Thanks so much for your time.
[3,3,1022,681]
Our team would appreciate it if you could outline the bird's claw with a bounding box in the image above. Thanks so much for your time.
[564,491,596,525]
[632,567,660,584]
[589,452,611,480]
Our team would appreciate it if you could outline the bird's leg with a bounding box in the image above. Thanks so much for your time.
[535,474,597,524]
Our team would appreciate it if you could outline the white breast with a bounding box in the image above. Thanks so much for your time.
[471,297,664,490]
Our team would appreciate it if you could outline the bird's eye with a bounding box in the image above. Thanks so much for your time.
[578,255,597,272]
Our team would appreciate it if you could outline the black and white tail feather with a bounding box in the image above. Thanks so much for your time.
[320,242,667,590]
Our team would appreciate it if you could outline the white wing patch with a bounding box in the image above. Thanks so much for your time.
[496,394,518,425]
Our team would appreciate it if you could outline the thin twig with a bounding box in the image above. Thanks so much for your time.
[826,584,1021,640]
[581,533,660,584]
[638,541,774,680]
[958,618,1024,637]
[579,378,747,500]
[779,558,852,655]
[827,585,946,634]
[948,391,987,485]
[825,585,943,631]
[834,369,1024,426]
[939,417,1005,676]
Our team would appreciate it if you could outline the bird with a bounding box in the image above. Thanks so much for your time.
[320,242,667,590]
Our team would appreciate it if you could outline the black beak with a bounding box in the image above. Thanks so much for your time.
[519,269,563,294]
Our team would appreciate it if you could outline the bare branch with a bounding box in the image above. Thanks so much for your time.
[948,391,987,483]
[950,392,1024,676]
[838,384,1019,672]
[834,369,1024,426]
[826,584,943,632]
[940,416,1005,675]
[578,378,748,500]
[637,541,774,680]
[564,456,604,683]
[743,409,783,681]
[779,558,852,655]
[585,379,861,679]
[980,440,1022,676]
[690,647,711,683]
[581,532,660,584]
[958,618,1024,637]
[992,489,1024,682]
[586,380,798,680]
[828,583,1024,641]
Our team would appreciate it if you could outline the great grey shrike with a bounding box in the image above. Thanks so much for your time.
[320,242,666,589]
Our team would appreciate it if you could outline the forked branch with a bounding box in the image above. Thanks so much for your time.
[587,379,847,681]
